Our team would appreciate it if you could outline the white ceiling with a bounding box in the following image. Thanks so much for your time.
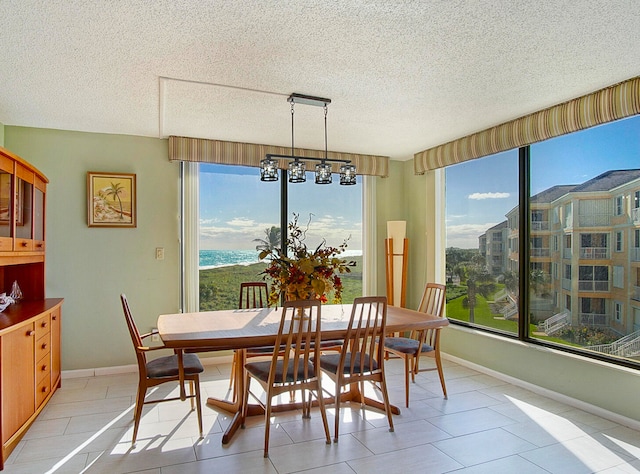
[1,1,639,161]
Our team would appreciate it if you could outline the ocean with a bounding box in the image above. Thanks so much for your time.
[199,249,363,269]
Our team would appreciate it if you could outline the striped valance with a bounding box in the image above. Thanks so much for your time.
[169,136,389,178]
[414,76,640,174]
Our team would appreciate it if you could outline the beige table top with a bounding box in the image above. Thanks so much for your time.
[158,303,448,350]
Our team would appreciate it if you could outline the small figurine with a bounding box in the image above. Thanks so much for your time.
[9,280,22,301]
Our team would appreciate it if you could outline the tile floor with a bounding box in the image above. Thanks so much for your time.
[4,357,640,473]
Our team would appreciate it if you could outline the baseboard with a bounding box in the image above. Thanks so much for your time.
[61,354,233,379]
[443,352,640,432]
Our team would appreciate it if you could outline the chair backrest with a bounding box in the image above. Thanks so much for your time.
[269,299,322,385]
[417,283,446,318]
[416,283,446,348]
[341,296,387,376]
[239,282,269,309]
[120,294,148,373]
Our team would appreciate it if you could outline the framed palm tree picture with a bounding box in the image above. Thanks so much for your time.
[87,172,136,227]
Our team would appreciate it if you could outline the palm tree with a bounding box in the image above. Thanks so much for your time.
[104,181,125,220]
[459,254,495,323]
[254,226,280,253]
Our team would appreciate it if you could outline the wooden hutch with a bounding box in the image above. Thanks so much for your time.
[0,146,63,470]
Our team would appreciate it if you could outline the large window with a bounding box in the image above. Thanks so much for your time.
[445,149,519,334]
[446,114,640,365]
[197,163,363,310]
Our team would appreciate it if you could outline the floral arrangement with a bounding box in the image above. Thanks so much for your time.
[259,214,355,306]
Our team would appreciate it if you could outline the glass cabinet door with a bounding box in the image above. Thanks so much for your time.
[34,186,45,246]
[0,169,12,240]
[15,178,33,241]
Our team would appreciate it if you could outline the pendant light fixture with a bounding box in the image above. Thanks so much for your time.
[259,93,356,185]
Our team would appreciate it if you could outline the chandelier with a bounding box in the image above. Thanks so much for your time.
[260,93,356,185]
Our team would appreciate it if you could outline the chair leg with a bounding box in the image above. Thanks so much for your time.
[132,385,146,445]
[194,376,204,437]
[241,373,251,429]
[333,385,341,442]
[188,380,195,410]
[315,383,332,445]
[434,350,448,399]
[264,392,273,458]
[379,376,395,433]
[403,355,410,408]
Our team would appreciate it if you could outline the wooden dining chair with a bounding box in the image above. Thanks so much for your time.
[228,282,270,390]
[384,282,447,407]
[121,294,204,445]
[320,296,394,442]
[241,299,331,457]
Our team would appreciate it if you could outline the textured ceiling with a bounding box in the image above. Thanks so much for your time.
[1,1,639,161]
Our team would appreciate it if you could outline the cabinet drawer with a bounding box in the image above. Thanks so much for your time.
[36,377,52,407]
[36,353,50,384]
[35,314,50,339]
[36,334,50,363]
[14,239,34,251]
[0,237,12,251]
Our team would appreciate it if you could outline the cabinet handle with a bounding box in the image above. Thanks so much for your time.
[41,386,49,393]
[21,241,28,247]
[41,364,48,371]
[27,330,35,336]
[36,243,44,248]
[41,343,48,350]
[52,315,57,321]
[41,322,48,328]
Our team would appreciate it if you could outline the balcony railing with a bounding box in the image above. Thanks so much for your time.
[530,248,550,257]
[531,221,549,231]
[579,247,609,259]
[632,247,640,262]
[633,207,640,224]
[563,248,572,259]
[578,214,611,227]
[633,286,640,302]
[579,313,609,327]
[578,280,610,292]
[562,278,572,291]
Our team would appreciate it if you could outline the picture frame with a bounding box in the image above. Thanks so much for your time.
[87,172,136,228]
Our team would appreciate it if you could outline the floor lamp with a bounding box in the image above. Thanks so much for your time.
[385,221,408,307]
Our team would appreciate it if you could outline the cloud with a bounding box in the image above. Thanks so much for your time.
[468,192,510,200]
[446,222,498,249]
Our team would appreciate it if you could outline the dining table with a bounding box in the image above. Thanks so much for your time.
[157,303,448,444]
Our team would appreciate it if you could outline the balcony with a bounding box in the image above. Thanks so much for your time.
[579,247,609,259]
[633,286,640,302]
[531,248,550,258]
[531,221,549,231]
[563,248,572,259]
[578,214,611,227]
[633,207,640,224]
[562,278,572,291]
[578,280,610,292]
[579,312,609,327]
[632,247,640,262]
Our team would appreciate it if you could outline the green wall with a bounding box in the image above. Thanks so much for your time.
[5,127,180,370]
[0,121,4,147]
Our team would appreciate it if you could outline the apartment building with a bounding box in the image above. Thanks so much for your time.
[491,170,640,340]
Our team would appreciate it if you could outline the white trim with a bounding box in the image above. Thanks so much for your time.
[182,161,200,313]
[443,351,640,432]
[363,175,377,296]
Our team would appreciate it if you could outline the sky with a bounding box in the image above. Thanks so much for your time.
[445,115,640,249]
[199,164,362,251]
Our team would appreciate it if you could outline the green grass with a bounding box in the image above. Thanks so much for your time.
[199,256,363,311]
